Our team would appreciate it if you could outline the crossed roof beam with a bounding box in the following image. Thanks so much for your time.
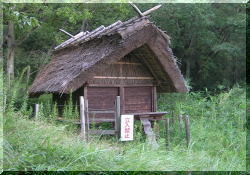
[59,3,162,38]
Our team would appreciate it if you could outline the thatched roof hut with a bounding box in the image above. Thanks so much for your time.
[29,16,188,96]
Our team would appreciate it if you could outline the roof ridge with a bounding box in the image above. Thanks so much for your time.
[54,16,150,52]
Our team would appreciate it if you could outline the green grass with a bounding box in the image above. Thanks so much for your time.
[3,86,246,171]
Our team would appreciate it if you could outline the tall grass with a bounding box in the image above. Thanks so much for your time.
[2,70,246,171]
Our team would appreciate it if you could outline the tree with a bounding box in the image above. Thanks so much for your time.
[3,4,40,87]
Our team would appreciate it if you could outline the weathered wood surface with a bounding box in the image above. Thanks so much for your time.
[129,3,162,17]
[29,16,188,95]
[115,96,121,138]
[84,99,89,141]
[80,96,86,140]
[88,110,115,114]
[93,76,154,80]
[87,87,118,121]
[153,86,157,111]
[178,114,184,130]
[88,55,155,86]
[89,129,115,135]
[56,117,115,124]
[140,118,159,149]
[34,104,39,119]
[59,29,73,37]
[124,87,152,113]
[129,2,144,17]
[125,111,168,117]
[142,5,162,16]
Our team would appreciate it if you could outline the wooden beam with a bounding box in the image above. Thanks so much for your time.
[119,87,125,114]
[153,86,157,112]
[80,96,86,140]
[93,76,154,80]
[89,118,115,123]
[142,5,162,16]
[83,86,87,98]
[88,84,154,87]
[115,96,121,139]
[89,130,115,135]
[34,104,39,119]
[59,29,74,37]
[129,3,162,17]
[129,2,144,17]
[84,98,89,141]
[83,86,89,139]
[111,62,142,65]
[88,110,115,114]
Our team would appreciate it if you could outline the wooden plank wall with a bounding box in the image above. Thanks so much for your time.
[124,87,152,113]
[53,54,158,122]
[88,55,155,86]
[87,87,119,121]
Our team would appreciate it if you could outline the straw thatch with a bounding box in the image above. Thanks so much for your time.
[29,16,188,96]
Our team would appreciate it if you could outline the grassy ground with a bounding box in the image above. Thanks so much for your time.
[3,86,246,171]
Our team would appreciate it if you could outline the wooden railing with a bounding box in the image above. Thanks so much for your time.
[79,96,121,140]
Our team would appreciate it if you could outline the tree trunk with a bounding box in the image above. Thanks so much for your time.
[6,21,15,87]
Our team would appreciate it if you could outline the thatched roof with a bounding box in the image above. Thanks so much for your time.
[29,16,188,96]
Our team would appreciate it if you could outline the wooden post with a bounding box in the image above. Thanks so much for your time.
[85,99,89,141]
[80,96,86,140]
[115,96,121,139]
[153,86,157,112]
[178,114,183,130]
[170,110,175,125]
[184,115,191,147]
[34,104,39,120]
[165,117,170,148]
[140,118,159,149]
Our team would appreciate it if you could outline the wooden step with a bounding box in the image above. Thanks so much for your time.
[89,118,115,123]
[88,129,116,135]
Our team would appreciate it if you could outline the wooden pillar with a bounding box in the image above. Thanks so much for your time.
[34,104,39,120]
[153,86,157,112]
[140,118,159,149]
[80,96,86,140]
[84,98,89,141]
[115,96,121,139]
[184,115,191,147]
[119,87,125,114]
[178,114,183,130]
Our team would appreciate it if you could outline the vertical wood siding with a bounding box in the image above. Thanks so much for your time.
[124,87,153,113]
[87,87,119,121]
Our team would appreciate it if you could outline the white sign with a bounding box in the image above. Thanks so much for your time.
[120,115,134,141]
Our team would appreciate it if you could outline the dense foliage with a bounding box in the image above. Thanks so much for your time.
[3,3,246,91]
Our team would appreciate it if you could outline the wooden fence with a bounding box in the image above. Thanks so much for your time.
[33,96,190,147]
[79,96,121,141]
